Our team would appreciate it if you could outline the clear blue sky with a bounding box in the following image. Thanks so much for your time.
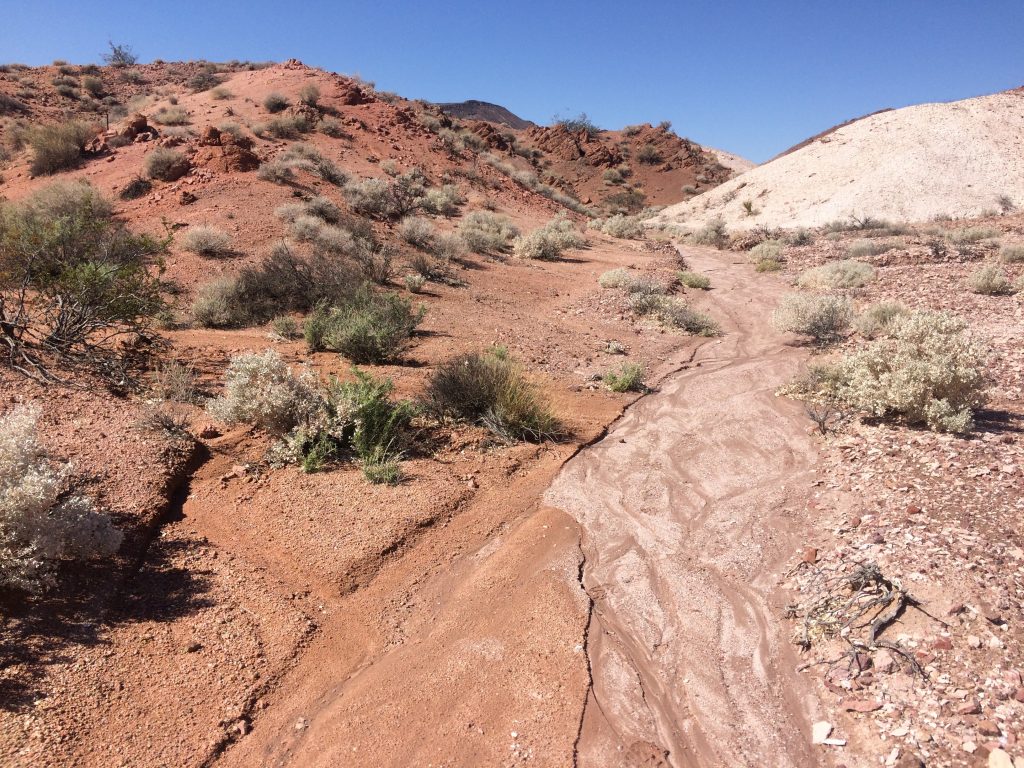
[3,1,1023,162]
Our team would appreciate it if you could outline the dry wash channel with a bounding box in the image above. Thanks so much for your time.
[545,245,822,767]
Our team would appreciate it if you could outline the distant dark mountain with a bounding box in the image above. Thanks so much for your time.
[436,100,535,130]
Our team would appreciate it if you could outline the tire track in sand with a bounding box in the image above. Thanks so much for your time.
[545,245,821,767]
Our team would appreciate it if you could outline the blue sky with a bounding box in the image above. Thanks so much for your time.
[3,1,1023,162]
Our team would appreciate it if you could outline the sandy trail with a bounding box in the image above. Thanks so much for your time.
[545,245,820,767]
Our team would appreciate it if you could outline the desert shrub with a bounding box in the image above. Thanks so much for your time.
[270,315,302,340]
[399,216,434,249]
[691,219,727,248]
[298,84,320,108]
[0,182,165,372]
[55,84,79,100]
[797,259,875,290]
[404,274,426,293]
[257,159,296,184]
[604,362,645,393]
[81,76,104,97]
[772,294,852,344]
[554,113,599,138]
[785,228,814,246]
[150,106,190,126]
[144,147,189,181]
[513,217,585,260]
[950,227,999,245]
[302,195,342,223]
[433,232,468,263]
[304,286,424,363]
[592,213,644,239]
[422,349,562,442]
[209,86,232,100]
[749,239,783,262]
[344,173,425,220]
[635,144,662,165]
[598,268,634,289]
[150,359,197,403]
[653,298,721,336]
[603,167,625,185]
[847,239,895,259]
[0,406,122,592]
[677,271,710,290]
[290,215,325,242]
[459,211,519,253]
[28,121,98,175]
[0,93,28,115]
[968,264,1012,295]
[421,185,464,217]
[280,143,347,186]
[207,350,321,434]
[263,92,290,113]
[188,71,222,92]
[118,176,152,201]
[319,117,349,139]
[181,225,232,257]
[825,311,987,433]
[998,244,1024,263]
[260,114,313,139]
[103,42,137,68]
[854,301,907,339]
[192,278,244,327]
[363,453,402,484]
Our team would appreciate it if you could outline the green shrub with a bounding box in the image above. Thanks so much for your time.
[554,113,599,138]
[772,294,852,344]
[677,271,710,290]
[459,211,519,253]
[0,405,122,592]
[604,362,645,393]
[422,349,562,442]
[968,263,1012,295]
[144,147,189,181]
[344,173,426,220]
[404,273,427,293]
[304,286,424,363]
[797,259,875,289]
[270,315,302,339]
[207,349,321,434]
[181,225,232,257]
[825,311,987,432]
[513,217,585,260]
[263,92,290,113]
[103,42,137,68]
[28,121,98,175]
[854,301,907,339]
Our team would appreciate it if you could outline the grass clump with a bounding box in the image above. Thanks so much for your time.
[677,271,710,290]
[772,294,852,345]
[181,225,232,258]
[949,227,999,245]
[797,259,875,289]
[28,121,98,176]
[513,217,585,260]
[422,348,562,442]
[263,92,289,113]
[604,362,645,393]
[144,147,189,181]
[0,405,123,592]
[458,211,519,254]
[304,286,425,363]
[967,264,1012,295]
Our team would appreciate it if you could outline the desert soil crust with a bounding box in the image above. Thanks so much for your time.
[545,244,821,767]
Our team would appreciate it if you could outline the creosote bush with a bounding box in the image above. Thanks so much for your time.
[513,217,585,260]
[809,311,987,433]
[181,225,232,257]
[772,293,852,344]
[304,285,425,363]
[1,405,122,592]
[797,259,875,290]
[422,348,562,442]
